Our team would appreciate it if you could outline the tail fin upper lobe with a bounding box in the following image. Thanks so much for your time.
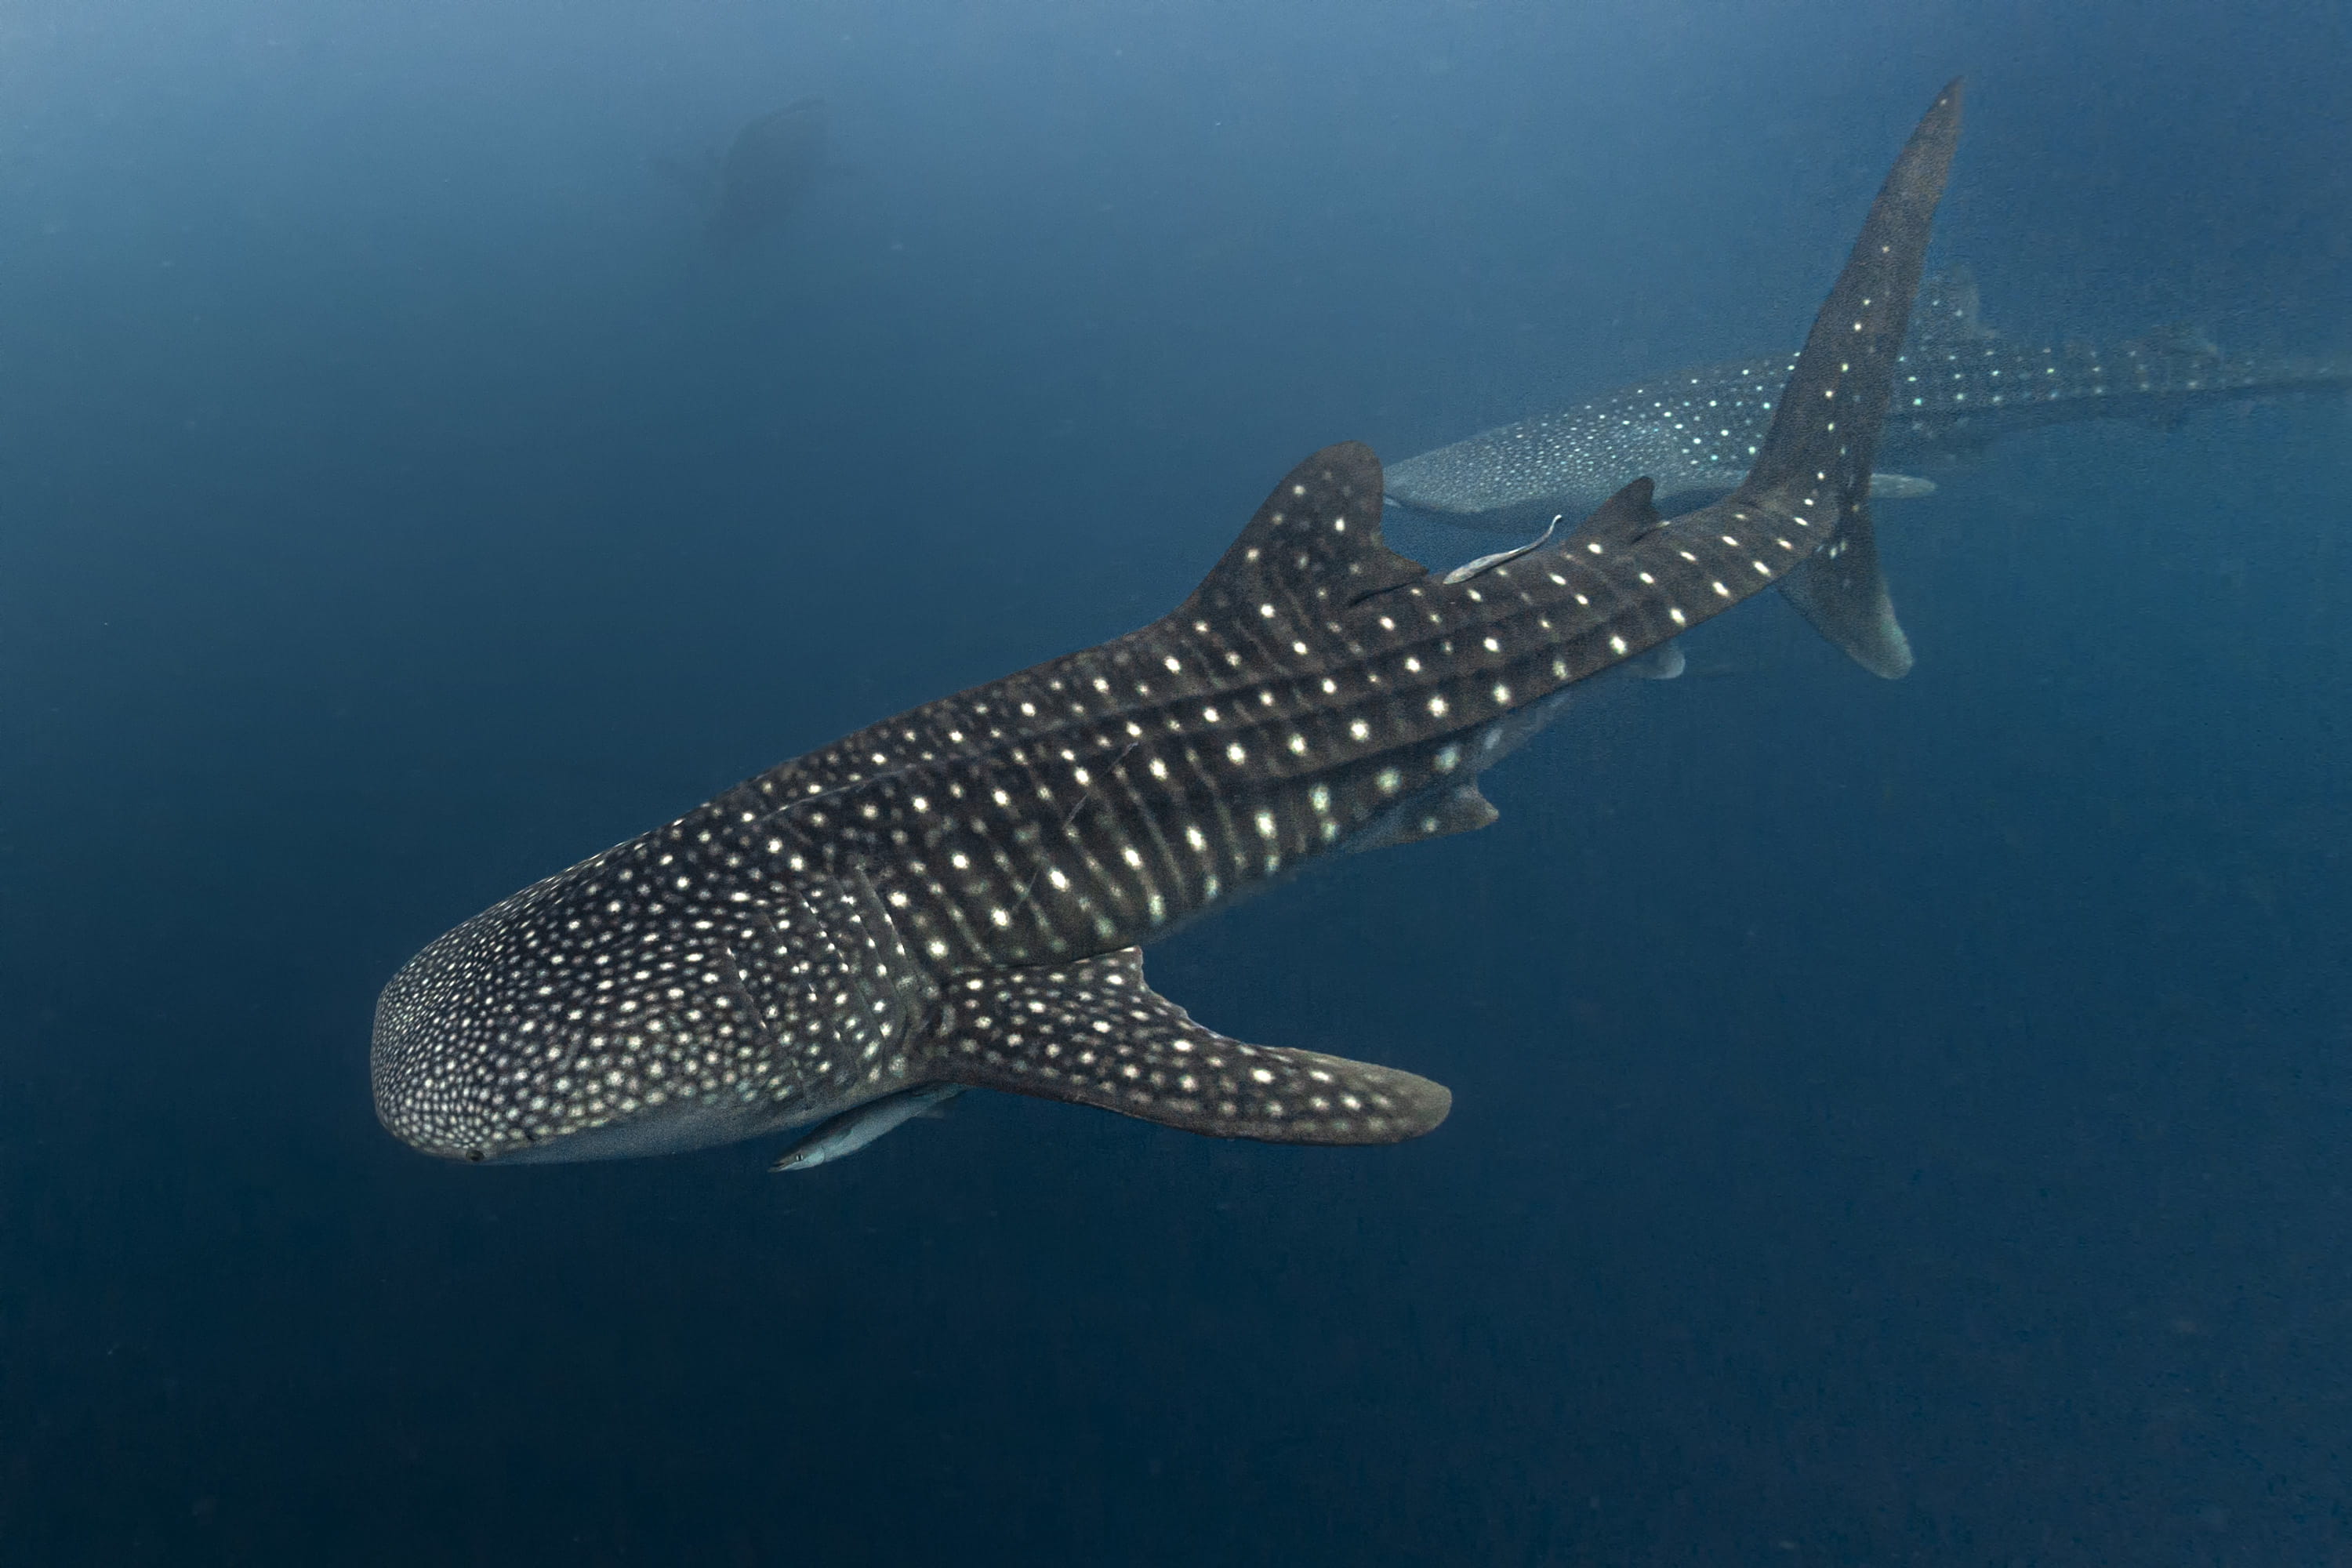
[1742,80,1963,677]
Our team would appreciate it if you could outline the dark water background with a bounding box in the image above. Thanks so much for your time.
[4,0,2350,1561]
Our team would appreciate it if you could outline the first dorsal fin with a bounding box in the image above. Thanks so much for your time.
[1181,442,1428,621]
[917,948,1452,1145]
[1563,477,1665,551]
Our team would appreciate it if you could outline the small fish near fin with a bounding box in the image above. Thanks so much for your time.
[917,949,1451,1145]
[771,1084,966,1173]
[1442,516,1560,584]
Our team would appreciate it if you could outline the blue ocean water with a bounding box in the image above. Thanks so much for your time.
[2,0,2348,1560]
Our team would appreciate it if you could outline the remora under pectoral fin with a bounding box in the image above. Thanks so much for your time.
[1441,516,1559,584]
[770,1083,965,1173]
[918,949,1450,1145]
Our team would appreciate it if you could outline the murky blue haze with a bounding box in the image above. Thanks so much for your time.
[2,0,2348,1561]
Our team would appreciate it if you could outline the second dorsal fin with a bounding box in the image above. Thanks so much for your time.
[1563,477,1665,551]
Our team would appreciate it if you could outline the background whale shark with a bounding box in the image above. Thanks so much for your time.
[659,98,829,252]
[1385,268,2352,528]
[373,84,1962,1169]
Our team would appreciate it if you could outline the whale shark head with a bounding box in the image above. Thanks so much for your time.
[372,834,934,1163]
[371,865,792,1163]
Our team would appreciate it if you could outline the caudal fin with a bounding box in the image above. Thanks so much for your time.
[1739,80,1963,678]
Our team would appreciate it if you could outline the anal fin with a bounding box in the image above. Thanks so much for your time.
[917,949,1450,1145]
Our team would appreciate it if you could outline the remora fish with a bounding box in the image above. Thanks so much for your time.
[771,1084,966,1172]
[1386,268,2352,528]
[371,83,1962,1170]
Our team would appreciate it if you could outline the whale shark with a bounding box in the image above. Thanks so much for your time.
[372,82,1962,1171]
[659,100,829,253]
[1385,269,2352,528]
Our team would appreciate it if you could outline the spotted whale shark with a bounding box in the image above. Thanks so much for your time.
[1385,269,2352,528]
[371,82,1963,1170]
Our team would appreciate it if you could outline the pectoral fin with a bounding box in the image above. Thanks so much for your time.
[1348,782,1501,852]
[917,949,1450,1145]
